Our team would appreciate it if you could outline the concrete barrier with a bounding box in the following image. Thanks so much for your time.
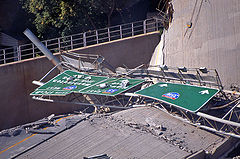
[0,32,160,130]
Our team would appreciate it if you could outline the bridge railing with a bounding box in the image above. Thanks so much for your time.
[0,18,163,65]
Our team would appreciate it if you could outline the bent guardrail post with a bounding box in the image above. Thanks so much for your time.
[23,28,63,71]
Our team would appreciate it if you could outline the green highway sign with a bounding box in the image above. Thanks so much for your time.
[79,78,145,96]
[31,70,108,96]
[135,82,219,112]
[31,70,145,96]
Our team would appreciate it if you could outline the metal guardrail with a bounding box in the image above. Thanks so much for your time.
[0,18,163,65]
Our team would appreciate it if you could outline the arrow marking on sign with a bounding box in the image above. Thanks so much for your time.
[159,84,168,87]
[199,90,209,95]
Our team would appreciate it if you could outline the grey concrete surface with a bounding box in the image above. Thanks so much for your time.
[0,32,160,130]
[15,107,226,159]
[163,0,240,89]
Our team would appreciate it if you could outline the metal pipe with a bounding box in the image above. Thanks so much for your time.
[222,100,240,119]
[32,80,44,86]
[196,125,240,139]
[23,28,63,71]
[197,112,240,128]
[153,105,240,138]
[39,63,62,82]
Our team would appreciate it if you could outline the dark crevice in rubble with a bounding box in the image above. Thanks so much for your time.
[224,140,240,158]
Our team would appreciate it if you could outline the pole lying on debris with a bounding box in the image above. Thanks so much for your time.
[23,28,63,71]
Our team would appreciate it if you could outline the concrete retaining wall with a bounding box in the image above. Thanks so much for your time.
[0,32,160,130]
[71,32,160,69]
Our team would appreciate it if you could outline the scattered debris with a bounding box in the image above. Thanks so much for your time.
[0,126,23,137]
[12,129,22,136]
[47,114,55,121]
[0,131,11,137]
[230,83,240,92]
[86,113,194,153]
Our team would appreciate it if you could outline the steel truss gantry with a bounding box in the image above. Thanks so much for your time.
[31,54,240,138]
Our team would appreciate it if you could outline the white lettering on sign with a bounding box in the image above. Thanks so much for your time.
[85,89,102,93]
[68,81,74,85]
[73,75,84,79]
[62,76,68,80]
[159,84,168,87]
[85,76,91,80]
[54,91,67,94]
[199,90,209,95]
[46,87,61,90]
[35,90,54,94]
[57,80,64,84]
[35,90,67,95]
[81,80,95,83]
